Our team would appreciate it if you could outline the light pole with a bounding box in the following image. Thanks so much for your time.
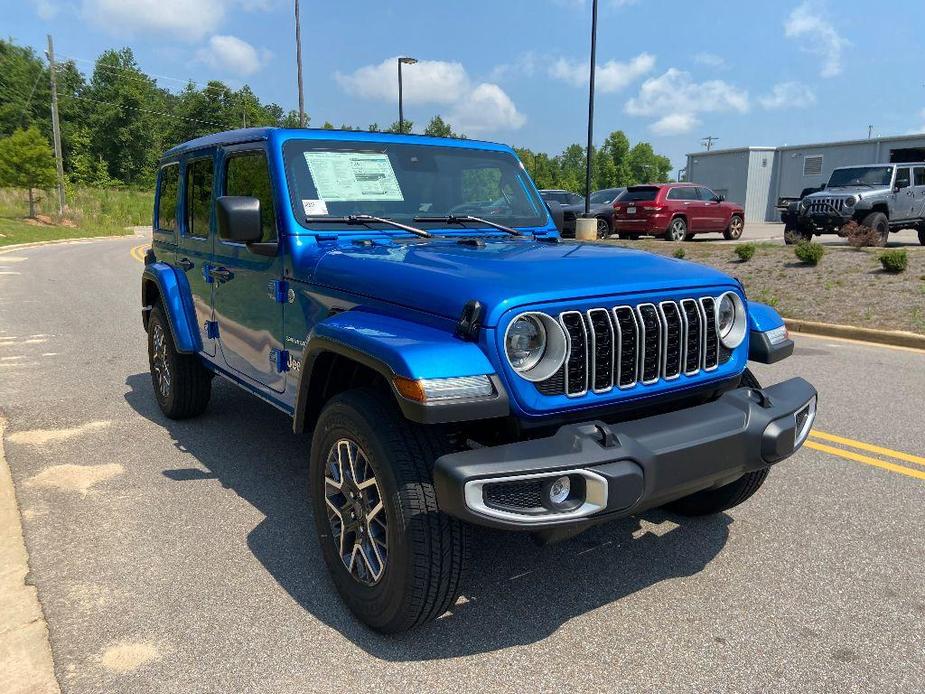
[583,0,598,217]
[294,0,306,127]
[398,57,417,134]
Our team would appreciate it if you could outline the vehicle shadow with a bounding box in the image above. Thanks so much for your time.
[125,372,731,660]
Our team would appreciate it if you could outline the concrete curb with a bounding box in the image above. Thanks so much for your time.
[0,232,137,255]
[0,416,60,694]
[785,318,925,351]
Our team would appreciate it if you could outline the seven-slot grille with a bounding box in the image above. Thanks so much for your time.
[537,297,726,397]
[806,197,847,215]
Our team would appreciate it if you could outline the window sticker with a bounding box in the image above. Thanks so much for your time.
[303,151,404,202]
[301,199,328,216]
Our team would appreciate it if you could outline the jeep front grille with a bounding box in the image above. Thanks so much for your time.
[537,297,727,397]
[806,197,846,214]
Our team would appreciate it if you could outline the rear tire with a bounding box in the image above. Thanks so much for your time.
[309,388,468,633]
[683,232,695,241]
[596,217,612,239]
[666,217,687,241]
[918,227,925,246]
[665,368,770,516]
[723,214,744,240]
[861,211,889,247]
[147,303,211,419]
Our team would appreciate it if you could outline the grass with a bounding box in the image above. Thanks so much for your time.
[0,186,152,247]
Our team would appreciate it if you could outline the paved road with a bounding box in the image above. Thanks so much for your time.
[1,236,923,693]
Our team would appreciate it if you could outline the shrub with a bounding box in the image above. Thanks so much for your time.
[794,240,824,266]
[673,247,685,259]
[878,249,908,273]
[842,221,881,249]
[734,243,756,262]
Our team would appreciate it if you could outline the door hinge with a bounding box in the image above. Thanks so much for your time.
[267,279,289,304]
[205,320,219,339]
[269,349,290,373]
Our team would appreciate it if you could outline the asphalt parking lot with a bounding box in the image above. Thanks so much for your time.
[1,235,923,693]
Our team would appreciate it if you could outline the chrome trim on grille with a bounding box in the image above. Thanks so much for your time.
[611,306,639,390]
[586,308,615,393]
[680,298,702,376]
[558,311,588,397]
[698,297,719,372]
[658,301,683,381]
[636,303,662,385]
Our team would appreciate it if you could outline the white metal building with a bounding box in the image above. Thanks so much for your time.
[685,134,925,222]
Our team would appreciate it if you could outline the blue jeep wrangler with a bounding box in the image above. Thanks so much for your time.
[142,127,816,633]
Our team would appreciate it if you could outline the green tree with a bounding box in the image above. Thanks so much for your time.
[385,120,413,134]
[626,142,672,184]
[423,115,462,138]
[0,126,58,217]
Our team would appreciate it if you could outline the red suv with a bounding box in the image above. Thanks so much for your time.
[613,184,745,241]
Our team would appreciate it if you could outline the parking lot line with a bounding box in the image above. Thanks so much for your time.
[805,440,925,481]
[809,430,925,468]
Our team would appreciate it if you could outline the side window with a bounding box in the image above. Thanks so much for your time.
[185,157,214,238]
[156,164,179,232]
[570,193,584,205]
[913,167,925,187]
[895,168,911,190]
[666,188,683,200]
[698,187,716,201]
[225,152,277,242]
[668,187,696,200]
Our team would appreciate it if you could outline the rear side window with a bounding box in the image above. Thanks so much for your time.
[156,164,179,232]
[667,187,696,201]
[185,157,214,238]
[225,152,277,242]
[622,187,659,202]
[914,167,925,186]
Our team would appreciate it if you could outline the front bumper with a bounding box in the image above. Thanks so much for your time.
[434,377,816,530]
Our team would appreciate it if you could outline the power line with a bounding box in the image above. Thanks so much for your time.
[60,92,225,128]
[701,135,719,151]
[62,55,244,92]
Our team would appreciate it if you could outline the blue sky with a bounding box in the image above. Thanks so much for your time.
[7,0,925,171]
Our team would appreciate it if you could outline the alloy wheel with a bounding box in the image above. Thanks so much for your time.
[728,217,743,239]
[669,219,686,241]
[596,218,610,239]
[324,439,388,585]
[151,323,171,399]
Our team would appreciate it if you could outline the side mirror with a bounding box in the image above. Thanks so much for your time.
[545,201,565,232]
[713,194,725,202]
[217,196,263,244]
[894,185,902,193]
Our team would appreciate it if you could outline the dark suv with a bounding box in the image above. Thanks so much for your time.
[614,183,745,241]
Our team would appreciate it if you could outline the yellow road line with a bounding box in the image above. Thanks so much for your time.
[805,440,925,481]
[129,244,148,263]
[809,430,925,468]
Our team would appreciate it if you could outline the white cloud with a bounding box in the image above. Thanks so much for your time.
[650,113,700,136]
[759,81,816,109]
[195,35,271,77]
[336,57,469,105]
[693,52,725,69]
[549,53,655,93]
[336,57,525,134]
[82,0,225,40]
[489,52,539,82]
[784,2,848,78]
[625,68,748,134]
[448,83,526,134]
[31,0,59,19]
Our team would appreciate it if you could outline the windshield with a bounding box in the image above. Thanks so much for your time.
[283,139,547,231]
[827,166,893,187]
[589,188,620,204]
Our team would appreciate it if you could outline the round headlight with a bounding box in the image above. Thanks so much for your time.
[716,292,746,349]
[503,312,568,382]
[845,195,858,207]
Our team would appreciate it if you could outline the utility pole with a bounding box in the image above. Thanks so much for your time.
[867,124,874,139]
[45,34,65,216]
[398,57,417,134]
[701,135,719,152]
[583,0,598,215]
[294,0,306,127]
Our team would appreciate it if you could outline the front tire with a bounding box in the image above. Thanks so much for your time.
[147,303,211,419]
[309,388,468,633]
[917,227,925,246]
[666,216,687,241]
[665,369,770,516]
[784,224,811,245]
[861,211,889,247]
[723,214,744,240]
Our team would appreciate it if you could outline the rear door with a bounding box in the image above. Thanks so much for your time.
[912,166,925,219]
[177,152,216,356]
[211,144,286,393]
[667,186,702,229]
[892,167,914,221]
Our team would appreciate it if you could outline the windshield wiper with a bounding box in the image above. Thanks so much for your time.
[414,215,523,236]
[304,214,431,238]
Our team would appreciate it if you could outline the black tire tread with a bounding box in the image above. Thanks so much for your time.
[148,303,211,419]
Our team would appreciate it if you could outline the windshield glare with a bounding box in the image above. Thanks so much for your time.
[828,166,893,187]
[283,139,547,231]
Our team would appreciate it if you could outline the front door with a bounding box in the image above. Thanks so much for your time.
[891,167,914,221]
[211,145,286,393]
[177,152,216,356]
[697,187,726,230]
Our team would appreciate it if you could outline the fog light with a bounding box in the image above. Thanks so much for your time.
[548,476,570,505]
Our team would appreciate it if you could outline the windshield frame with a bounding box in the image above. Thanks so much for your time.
[281,137,549,233]
[827,166,894,188]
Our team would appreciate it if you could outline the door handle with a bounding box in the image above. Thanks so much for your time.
[208,267,234,282]
[177,257,194,271]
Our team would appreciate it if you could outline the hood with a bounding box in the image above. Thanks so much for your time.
[806,185,887,197]
[309,237,736,326]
